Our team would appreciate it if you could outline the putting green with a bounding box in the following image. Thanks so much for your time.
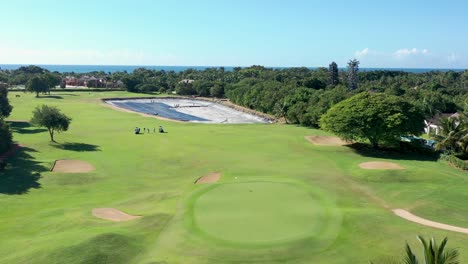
[191,181,333,245]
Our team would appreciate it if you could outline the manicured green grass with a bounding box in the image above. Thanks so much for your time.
[1,91,467,264]
[190,181,337,245]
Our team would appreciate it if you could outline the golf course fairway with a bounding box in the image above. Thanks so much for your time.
[1,91,468,264]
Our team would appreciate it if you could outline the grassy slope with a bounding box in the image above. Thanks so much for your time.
[0,91,467,264]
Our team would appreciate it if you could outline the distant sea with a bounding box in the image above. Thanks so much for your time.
[0,64,465,74]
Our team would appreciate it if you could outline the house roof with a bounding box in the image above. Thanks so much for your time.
[179,79,194,84]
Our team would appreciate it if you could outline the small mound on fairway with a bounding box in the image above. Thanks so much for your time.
[190,181,340,245]
[195,172,221,184]
[92,208,141,222]
[359,161,404,170]
[51,159,95,173]
[305,136,349,146]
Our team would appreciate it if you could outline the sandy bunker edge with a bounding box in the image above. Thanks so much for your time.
[92,208,141,222]
[359,161,404,170]
[51,159,95,173]
[305,136,350,146]
[195,172,222,184]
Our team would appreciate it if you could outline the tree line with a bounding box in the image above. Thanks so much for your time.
[1,63,466,153]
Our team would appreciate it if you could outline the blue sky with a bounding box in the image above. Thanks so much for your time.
[0,0,467,68]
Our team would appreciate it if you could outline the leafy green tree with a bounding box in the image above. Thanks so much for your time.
[122,75,142,92]
[135,83,159,93]
[0,86,12,118]
[42,73,62,94]
[210,83,224,98]
[371,236,459,264]
[306,85,350,127]
[175,81,196,95]
[193,80,212,96]
[14,65,48,75]
[303,77,326,89]
[26,76,48,97]
[320,92,424,148]
[347,59,359,90]
[0,87,13,155]
[0,119,12,154]
[329,61,339,86]
[31,105,72,142]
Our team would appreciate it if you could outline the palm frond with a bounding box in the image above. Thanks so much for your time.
[403,242,418,264]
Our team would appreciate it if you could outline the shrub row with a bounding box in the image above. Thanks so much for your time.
[441,154,468,170]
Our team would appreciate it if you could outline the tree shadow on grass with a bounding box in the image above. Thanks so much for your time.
[345,142,439,162]
[38,95,63,99]
[0,146,46,194]
[8,121,47,134]
[51,142,100,152]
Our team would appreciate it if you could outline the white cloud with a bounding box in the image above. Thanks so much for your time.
[355,48,370,58]
[350,47,466,68]
[393,48,430,58]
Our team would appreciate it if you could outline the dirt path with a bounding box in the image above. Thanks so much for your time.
[337,173,468,234]
[393,209,468,234]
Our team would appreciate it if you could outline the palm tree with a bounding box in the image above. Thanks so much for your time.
[370,236,459,264]
[434,115,467,157]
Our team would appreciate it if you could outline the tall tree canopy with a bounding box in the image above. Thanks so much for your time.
[0,86,12,118]
[31,105,72,142]
[347,59,359,90]
[0,86,13,154]
[320,92,424,148]
[328,61,339,86]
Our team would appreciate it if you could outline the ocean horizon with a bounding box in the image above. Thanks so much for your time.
[0,64,465,74]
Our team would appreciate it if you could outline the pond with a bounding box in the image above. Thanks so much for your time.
[105,98,271,124]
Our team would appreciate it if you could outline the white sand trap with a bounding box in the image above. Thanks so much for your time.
[393,209,468,234]
[359,161,404,170]
[51,159,95,173]
[305,136,350,146]
[195,172,221,184]
[92,208,141,222]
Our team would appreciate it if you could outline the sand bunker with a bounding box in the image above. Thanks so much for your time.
[393,209,468,234]
[92,208,141,222]
[195,172,221,184]
[51,159,95,173]
[359,161,404,170]
[305,136,349,146]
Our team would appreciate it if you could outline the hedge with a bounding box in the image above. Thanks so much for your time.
[441,154,468,170]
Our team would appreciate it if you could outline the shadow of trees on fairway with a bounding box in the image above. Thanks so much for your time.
[38,95,63,99]
[0,146,46,194]
[8,121,47,134]
[345,143,439,161]
[51,142,100,152]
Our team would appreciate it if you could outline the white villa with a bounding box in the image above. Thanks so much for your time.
[424,112,460,135]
